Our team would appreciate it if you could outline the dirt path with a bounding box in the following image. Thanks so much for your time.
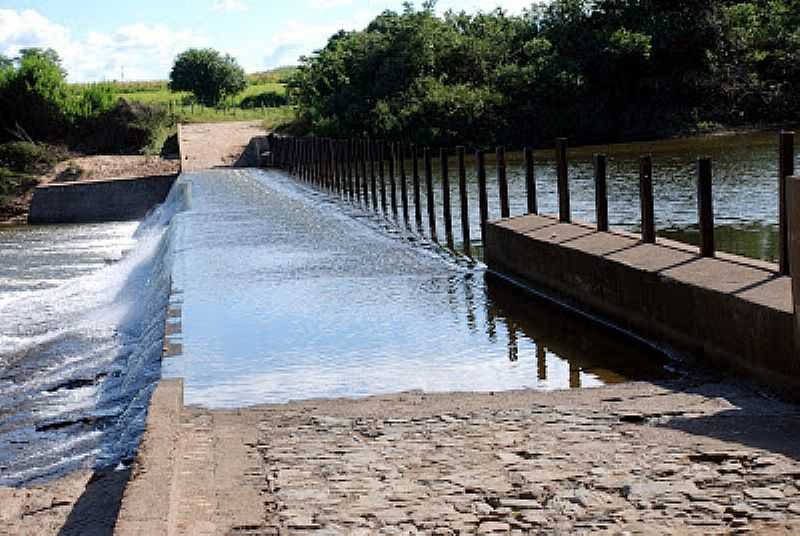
[116,378,800,535]
[178,121,266,171]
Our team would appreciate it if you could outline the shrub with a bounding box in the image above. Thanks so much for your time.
[68,83,116,120]
[74,100,173,154]
[0,167,38,199]
[0,142,60,174]
[240,91,289,109]
[169,48,247,106]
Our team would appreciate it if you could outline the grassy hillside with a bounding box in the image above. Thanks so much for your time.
[69,67,296,127]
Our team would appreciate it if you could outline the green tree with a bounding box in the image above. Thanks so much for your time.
[0,48,70,141]
[169,48,247,106]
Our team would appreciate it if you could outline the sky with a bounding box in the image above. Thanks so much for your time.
[0,0,537,82]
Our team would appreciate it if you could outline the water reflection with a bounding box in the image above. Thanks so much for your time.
[165,169,675,409]
[376,130,798,263]
[484,274,673,388]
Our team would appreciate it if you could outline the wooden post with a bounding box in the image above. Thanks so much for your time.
[697,157,715,257]
[594,154,608,232]
[497,146,509,218]
[441,148,454,249]
[399,143,410,225]
[556,138,570,222]
[458,146,471,256]
[477,149,489,242]
[389,144,398,220]
[787,175,800,356]
[412,145,422,229]
[779,131,795,275]
[379,142,387,213]
[370,140,378,212]
[639,155,656,243]
[425,148,437,241]
[524,147,537,215]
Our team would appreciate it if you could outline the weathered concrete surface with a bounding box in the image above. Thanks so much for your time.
[177,122,266,171]
[0,469,130,536]
[116,379,800,534]
[115,379,183,535]
[28,174,176,224]
[789,175,800,359]
[485,214,798,394]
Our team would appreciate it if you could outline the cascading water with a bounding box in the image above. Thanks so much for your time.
[0,183,185,486]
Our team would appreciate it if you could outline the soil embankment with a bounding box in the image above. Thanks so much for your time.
[0,155,179,224]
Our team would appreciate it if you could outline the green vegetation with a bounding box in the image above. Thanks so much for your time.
[289,0,800,146]
[0,141,65,212]
[169,48,248,106]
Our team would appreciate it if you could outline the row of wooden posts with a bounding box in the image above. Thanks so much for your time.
[265,131,796,276]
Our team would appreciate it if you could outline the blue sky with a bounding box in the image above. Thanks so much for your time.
[0,0,535,82]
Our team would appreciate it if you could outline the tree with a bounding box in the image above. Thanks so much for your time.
[0,48,70,141]
[169,48,247,106]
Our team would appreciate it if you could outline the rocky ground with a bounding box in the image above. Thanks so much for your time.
[115,378,800,535]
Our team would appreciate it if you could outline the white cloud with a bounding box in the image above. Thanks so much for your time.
[211,0,250,12]
[0,9,206,82]
[308,0,354,8]
[261,12,372,69]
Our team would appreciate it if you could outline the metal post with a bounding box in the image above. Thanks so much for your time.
[399,143,409,225]
[697,157,715,257]
[389,143,398,220]
[441,148,454,250]
[458,146,471,256]
[594,154,608,232]
[556,138,570,222]
[425,148,437,241]
[497,146,509,218]
[379,141,387,213]
[477,149,489,242]
[412,144,422,229]
[524,147,537,215]
[639,155,656,244]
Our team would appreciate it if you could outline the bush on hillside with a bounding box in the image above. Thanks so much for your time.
[73,100,173,154]
[239,91,289,109]
[0,141,62,174]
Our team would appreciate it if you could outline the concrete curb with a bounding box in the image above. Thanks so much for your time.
[114,379,183,536]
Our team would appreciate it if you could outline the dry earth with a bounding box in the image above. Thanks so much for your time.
[0,155,179,224]
[178,121,266,171]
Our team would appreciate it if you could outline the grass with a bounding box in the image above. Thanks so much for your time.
[69,67,295,125]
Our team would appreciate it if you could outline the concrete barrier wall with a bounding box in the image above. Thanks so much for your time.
[28,174,177,224]
[485,215,798,393]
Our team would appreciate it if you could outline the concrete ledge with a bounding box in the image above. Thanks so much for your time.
[485,214,799,393]
[28,174,177,224]
[114,379,183,536]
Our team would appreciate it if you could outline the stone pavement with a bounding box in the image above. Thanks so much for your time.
[117,378,800,535]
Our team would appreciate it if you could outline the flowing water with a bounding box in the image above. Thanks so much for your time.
[0,130,791,485]
[0,195,180,486]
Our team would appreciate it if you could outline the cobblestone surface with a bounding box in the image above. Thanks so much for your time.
[155,380,800,535]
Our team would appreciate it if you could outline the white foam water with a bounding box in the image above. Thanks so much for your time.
[0,183,184,486]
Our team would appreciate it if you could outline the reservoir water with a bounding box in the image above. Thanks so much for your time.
[0,130,792,485]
